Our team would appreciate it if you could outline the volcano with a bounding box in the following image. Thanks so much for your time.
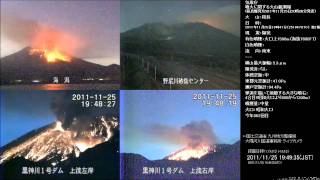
[0,47,120,85]
[0,117,119,179]
[165,144,216,161]
[0,117,118,165]
[121,22,240,89]
[121,141,240,179]
[121,22,239,59]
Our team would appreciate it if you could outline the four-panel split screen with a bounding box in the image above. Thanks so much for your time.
[0,0,240,179]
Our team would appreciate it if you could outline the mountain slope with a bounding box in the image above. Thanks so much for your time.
[121,22,240,89]
[121,22,239,68]
[0,120,120,179]
[1,134,119,180]
[0,47,119,84]
[121,141,240,179]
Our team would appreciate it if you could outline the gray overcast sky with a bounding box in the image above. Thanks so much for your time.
[121,0,240,35]
[1,0,120,66]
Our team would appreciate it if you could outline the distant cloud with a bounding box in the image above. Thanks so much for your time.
[182,5,240,36]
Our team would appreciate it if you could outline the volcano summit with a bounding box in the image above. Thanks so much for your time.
[0,117,120,179]
[0,47,120,86]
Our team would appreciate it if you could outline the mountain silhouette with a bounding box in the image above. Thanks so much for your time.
[122,22,239,60]
[0,127,119,180]
[121,141,240,180]
[1,47,119,85]
[121,22,240,89]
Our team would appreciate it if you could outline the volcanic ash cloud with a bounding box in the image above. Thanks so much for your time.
[149,120,217,148]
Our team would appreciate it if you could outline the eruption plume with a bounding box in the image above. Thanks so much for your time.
[149,120,217,161]
[0,94,119,166]
[29,26,82,63]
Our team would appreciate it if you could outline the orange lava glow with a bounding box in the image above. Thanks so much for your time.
[29,26,82,63]
[29,48,71,63]
[0,118,118,165]
[167,145,214,161]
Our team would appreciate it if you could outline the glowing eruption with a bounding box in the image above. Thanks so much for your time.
[73,118,119,152]
[29,48,71,63]
[148,120,217,161]
[167,144,215,161]
[0,117,118,166]
[53,121,65,132]
[28,26,82,63]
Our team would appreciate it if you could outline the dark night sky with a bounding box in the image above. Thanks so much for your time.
[121,0,240,35]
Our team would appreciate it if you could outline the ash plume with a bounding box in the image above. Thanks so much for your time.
[50,94,80,129]
[148,120,217,147]
[181,120,217,148]
[1,15,83,58]
[50,93,117,130]
[1,14,119,64]
[1,15,39,46]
